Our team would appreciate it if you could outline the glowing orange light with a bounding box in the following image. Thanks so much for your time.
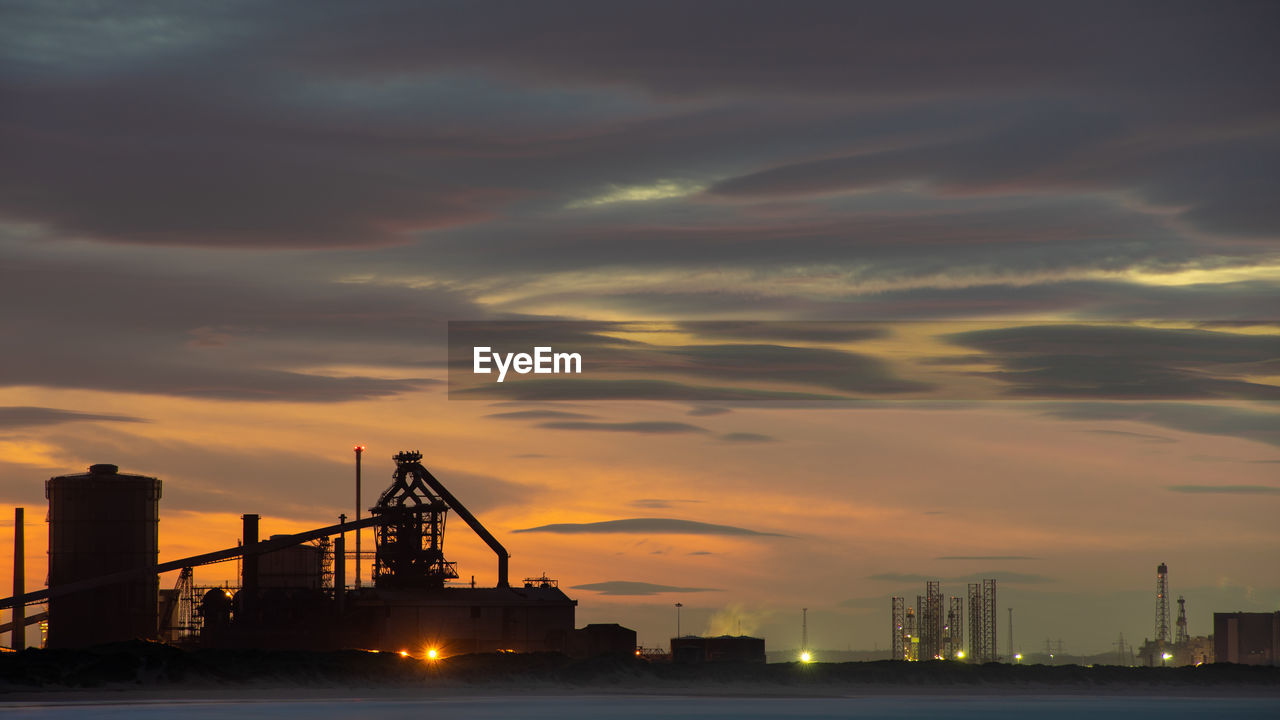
[399,650,409,658]
[426,648,439,660]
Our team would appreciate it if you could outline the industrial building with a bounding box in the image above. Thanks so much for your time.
[4,451,628,658]
[670,635,766,663]
[1214,612,1279,666]
[568,623,638,659]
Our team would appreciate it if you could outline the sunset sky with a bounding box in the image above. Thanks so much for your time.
[1,1,1277,655]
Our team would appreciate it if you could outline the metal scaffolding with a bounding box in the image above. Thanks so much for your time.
[891,596,906,660]
[904,606,918,661]
[1175,595,1189,645]
[982,578,998,662]
[967,582,982,662]
[945,595,963,659]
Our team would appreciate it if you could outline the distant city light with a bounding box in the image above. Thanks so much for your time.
[800,651,813,663]
[956,650,966,659]
[426,647,439,660]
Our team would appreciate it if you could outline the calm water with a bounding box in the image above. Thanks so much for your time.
[2,695,1278,719]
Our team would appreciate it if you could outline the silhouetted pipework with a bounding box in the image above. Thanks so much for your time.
[45,464,161,648]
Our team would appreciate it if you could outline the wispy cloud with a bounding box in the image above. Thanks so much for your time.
[570,580,721,596]
[514,517,787,536]
[719,432,776,443]
[567,179,706,208]
[537,421,710,434]
[936,556,1038,561]
[867,571,1052,584]
[1167,485,1280,495]
[0,406,145,429]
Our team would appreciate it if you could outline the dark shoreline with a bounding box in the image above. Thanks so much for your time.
[3,642,1278,697]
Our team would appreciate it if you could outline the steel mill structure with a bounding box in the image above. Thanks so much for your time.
[1,451,623,658]
[893,578,997,662]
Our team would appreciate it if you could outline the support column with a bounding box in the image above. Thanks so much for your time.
[12,507,24,651]
[334,519,346,614]
[241,514,259,620]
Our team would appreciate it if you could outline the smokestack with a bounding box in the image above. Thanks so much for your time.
[354,446,363,589]
[242,514,259,619]
[11,507,23,651]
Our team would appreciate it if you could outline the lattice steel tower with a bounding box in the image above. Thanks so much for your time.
[981,578,998,662]
[1175,595,1189,645]
[1154,563,1171,646]
[892,596,906,660]
[946,595,963,659]
[967,582,982,663]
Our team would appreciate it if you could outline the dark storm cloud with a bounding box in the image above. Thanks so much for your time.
[452,323,930,400]
[415,199,1198,279]
[2,1,1277,410]
[709,111,1280,239]
[1,1,1275,273]
[1167,485,1280,495]
[0,251,477,400]
[673,322,889,344]
[0,406,145,429]
[569,581,720,596]
[454,379,847,402]
[276,1,1277,104]
[513,518,786,537]
[1037,402,1280,448]
[510,279,1280,323]
[657,344,931,395]
[946,325,1280,400]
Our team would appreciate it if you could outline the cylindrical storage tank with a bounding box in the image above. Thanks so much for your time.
[46,463,162,648]
[259,536,323,589]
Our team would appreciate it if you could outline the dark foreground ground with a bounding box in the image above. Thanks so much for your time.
[2,642,1278,697]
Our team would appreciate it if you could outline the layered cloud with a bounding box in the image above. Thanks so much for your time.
[570,581,720,596]
[0,406,145,429]
[513,518,786,537]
